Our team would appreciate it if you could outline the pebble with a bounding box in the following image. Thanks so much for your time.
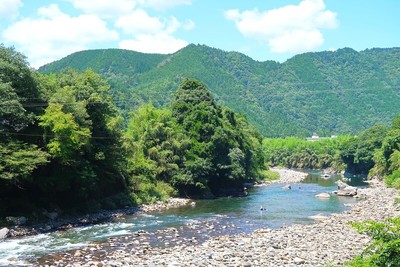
[37,169,400,266]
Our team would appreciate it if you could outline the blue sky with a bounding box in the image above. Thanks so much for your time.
[0,0,399,68]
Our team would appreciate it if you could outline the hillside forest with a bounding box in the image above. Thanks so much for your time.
[40,44,400,137]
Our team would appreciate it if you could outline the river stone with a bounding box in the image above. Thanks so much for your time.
[335,186,357,196]
[0,227,9,239]
[293,257,306,264]
[309,214,329,221]
[315,192,330,199]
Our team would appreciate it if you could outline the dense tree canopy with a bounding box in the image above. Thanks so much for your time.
[0,45,268,216]
[124,79,266,198]
[263,136,349,170]
[0,46,49,184]
[340,124,388,175]
[0,49,128,214]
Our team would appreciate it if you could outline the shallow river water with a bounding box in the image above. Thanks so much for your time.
[0,171,364,266]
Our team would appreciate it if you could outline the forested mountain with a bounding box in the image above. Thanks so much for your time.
[39,44,400,137]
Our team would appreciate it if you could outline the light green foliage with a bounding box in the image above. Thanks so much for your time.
[260,169,280,181]
[347,217,400,267]
[385,170,400,189]
[0,142,48,181]
[40,45,400,137]
[263,136,348,170]
[39,103,90,162]
[131,180,177,205]
[35,69,126,206]
[124,103,187,198]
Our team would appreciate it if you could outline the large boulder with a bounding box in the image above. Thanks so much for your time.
[335,186,358,196]
[0,227,9,239]
[335,180,358,196]
[336,180,348,190]
[315,192,330,199]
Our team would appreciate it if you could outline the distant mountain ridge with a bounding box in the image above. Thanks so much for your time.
[39,44,400,137]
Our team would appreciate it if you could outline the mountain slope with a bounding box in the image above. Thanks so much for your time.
[39,44,400,137]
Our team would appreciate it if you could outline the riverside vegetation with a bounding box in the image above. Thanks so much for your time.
[2,44,400,266]
[0,45,266,219]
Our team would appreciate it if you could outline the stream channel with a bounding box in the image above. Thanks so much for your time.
[0,171,366,266]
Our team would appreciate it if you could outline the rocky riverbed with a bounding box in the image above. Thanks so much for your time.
[1,198,192,240]
[270,168,309,184]
[34,169,400,267]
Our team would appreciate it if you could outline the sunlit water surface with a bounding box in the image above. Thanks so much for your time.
[0,171,365,266]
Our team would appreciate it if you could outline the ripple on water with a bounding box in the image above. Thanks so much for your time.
[0,173,360,265]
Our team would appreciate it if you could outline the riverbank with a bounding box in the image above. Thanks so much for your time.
[2,168,300,239]
[1,198,192,239]
[270,167,309,184]
[41,171,399,266]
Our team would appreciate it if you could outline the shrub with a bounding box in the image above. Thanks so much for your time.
[346,217,400,267]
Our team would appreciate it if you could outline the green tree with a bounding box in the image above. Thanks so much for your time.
[340,124,387,174]
[124,104,183,202]
[0,46,49,183]
[35,70,126,208]
[172,79,265,196]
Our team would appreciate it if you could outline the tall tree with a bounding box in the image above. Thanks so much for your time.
[171,79,265,196]
[36,70,126,207]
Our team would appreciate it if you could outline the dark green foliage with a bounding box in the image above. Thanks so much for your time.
[367,115,400,187]
[340,124,388,175]
[0,45,51,215]
[0,46,49,181]
[40,45,400,137]
[347,217,400,267]
[124,79,266,198]
[1,45,268,217]
[171,79,265,196]
[0,45,128,215]
[35,69,127,208]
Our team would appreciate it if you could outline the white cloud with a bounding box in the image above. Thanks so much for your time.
[116,9,191,54]
[3,4,119,68]
[64,0,136,18]
[115,9,165,34]
[0,0,23,19]
[119,33,187,54]
[225,0,338,54]
[137,0,192,11]
[182,19,195,30]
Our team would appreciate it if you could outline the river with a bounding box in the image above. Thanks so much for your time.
[0,171,364,266]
